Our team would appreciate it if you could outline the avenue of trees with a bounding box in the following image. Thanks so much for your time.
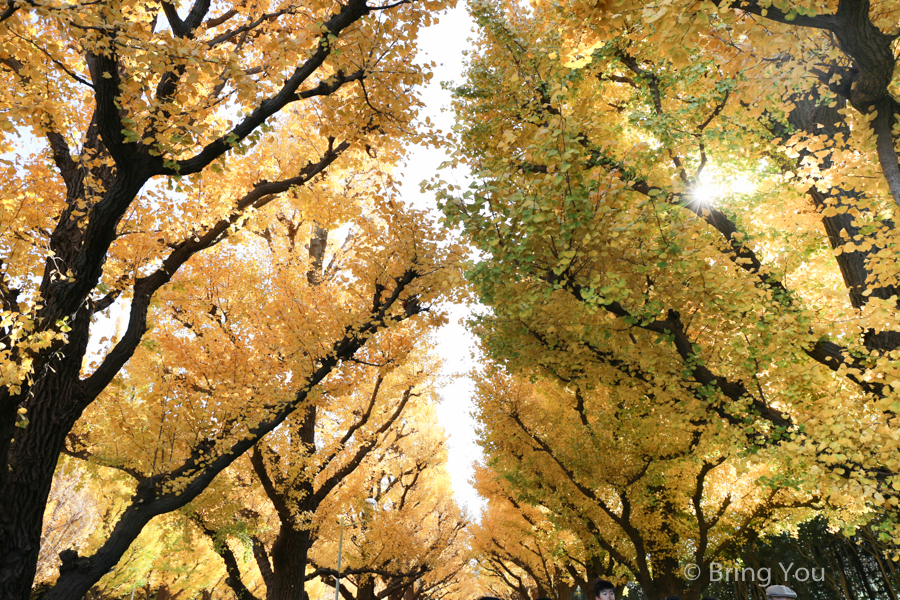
[0,0,465,597]
[441,0,900,598]
[6,0,900,598]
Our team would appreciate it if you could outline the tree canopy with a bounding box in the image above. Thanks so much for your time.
[439,0,900,597]
[9,0,900,598]
[0,0,463,597]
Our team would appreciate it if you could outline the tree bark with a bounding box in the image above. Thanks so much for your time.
[0,304,94,599]
[787,93,900,353]
[267,528,314,600]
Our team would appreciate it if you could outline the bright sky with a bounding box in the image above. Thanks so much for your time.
[396,5,487,517]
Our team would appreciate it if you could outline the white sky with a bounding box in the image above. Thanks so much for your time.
[397,5,487,517]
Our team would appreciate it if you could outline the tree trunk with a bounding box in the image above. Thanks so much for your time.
[266,527,314,600]
[0,311,93,600]
[403,582,416,600]
[788,93,900,353]
[264,403,318,600]
[846,543,879,600]
[635,567,701,600]
[0,161,153,600]
[358,577,377,600]
[554,579,573,600]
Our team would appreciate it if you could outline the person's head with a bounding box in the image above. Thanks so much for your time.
[592,578,615,600]
[765,585,797,600]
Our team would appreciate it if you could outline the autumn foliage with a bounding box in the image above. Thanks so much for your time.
[9,0,900,598]
[441,0,900,598]
[0,0,465,597]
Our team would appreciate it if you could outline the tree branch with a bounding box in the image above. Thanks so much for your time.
[161,0,211,39]
[250,444,293,527]
[80,139,351,401]
[62,433,145,481]
[46,266,429,600]
[163,0,370,177]
[729,0,837,29]
[313,384,418,505]
[252,536,276,590]
[84,50,134,166]
[193,517,262,600]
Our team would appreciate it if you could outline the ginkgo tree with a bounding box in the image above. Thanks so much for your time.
[71,330,471,600]
[0,0,463,595]
[441,0,900,559]
[309,397,471,600]
[46,180,462,600]
[471,464,605,600]
[473,366,835,600]
[182,343,467,600]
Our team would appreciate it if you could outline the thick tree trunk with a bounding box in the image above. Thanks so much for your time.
[0,401,68,600]
[635,574,700,600]
[554,579,573,600]
[634,553,702,600]
[403,582,416,600]
[263,404,318,600]
[267,527,314,600]
[357,577,377,600]
[0,157,152,600]
[0,310,93,600]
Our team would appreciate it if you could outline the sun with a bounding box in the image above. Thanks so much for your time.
[690,174,722,207]
[691,178,721,206]
[689,170,755,207]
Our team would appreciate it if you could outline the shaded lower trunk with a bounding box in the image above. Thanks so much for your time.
[634,575,700,600]
[0,314,91,600]
[266,527,314,600]
[634,554,701,600]
[263,405,318,600]
[357,577,377,600]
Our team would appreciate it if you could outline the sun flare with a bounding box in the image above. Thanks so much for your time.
[690,170,755,207]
